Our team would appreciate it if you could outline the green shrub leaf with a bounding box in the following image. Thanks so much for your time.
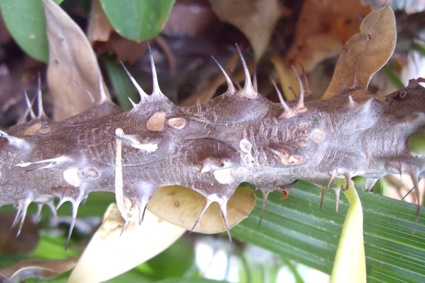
[99,0,174,42]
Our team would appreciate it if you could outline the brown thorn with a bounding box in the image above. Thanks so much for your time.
[319,188,326,210]
[258,191,270,228]
[408,168,421,229]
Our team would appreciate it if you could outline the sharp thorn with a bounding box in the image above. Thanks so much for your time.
[36,74,46,118]
[319,187,326,210]
[73,81,95,104]
[296,58,312,96]
[128,96,137,108]
[190,198,212,233]
[24,92,36,120]
[407,168,421,228]
[253,61,258,92]
[147,42,163,98]
[291,65,305,112]
[271,79,290,112]
[65,200,80,250]
[120,220,129,236]
[120,62,149,102]
[366,178,378,192]
[258,191,270,228]
[333,187,341,212]
[401,186,414,201]
[97,64,109,103]
[34,203,43,223]
[211,56,236,94]
[138,200,148,225]
[347,95,355,107]
[235,44,256,98]
[343,172,352,192]
[219,201,233,250]
[326,171,335,190]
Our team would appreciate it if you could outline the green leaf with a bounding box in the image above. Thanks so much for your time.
[331,179,365,283]
[99,0,175,42]
[156,279,229,283]
[0,0,48,62]
[232,180,425,283]
[408,132,425,156]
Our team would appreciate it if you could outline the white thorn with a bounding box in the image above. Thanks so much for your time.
[211,56,236,95]
[253,63,258,92]
[291,65,306,112]
[97,64,109,104]
[24,92,36,120]
[271,79,290,112]
[218,201,233,248]
[347,95,355,107]
[128,96,137,108]
[333,187,341,212]
[191,198,212,232]
[115,128,130,222]
[236,44,256,98]
[0,131,29,148]
[121,134,158,152]
[36,75,46,118]
[120,62,149,103]
[147,42,163,98]
[66,200,80,250]
[74,81,95,104]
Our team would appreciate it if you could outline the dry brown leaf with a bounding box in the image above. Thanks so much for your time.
[209,0,280,60]
[148,185,256,233]
[68,204,185,283]
[162,2,220,38]
[285,0,371,72]
[94,33,149,65]
[43,0,110,121]
[87,0,113,43]
[322,5,396,99]
[276,0,371,100]
[0,258,76,282]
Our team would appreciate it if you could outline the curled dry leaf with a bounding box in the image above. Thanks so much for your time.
[87,0,113,43]
[275,0,371,100]
[148,185,256,233]
[43,0,110,121]
[0,258,76,282]
[209,0,280,60]
[322,5,396,99]
[68,203,185,283]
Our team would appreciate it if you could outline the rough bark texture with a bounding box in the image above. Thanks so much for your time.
[1,62,425,236]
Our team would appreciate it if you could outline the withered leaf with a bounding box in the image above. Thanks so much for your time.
[322,5,396,99]
[0,258,76,282]
[148,185,256,233]
[68,204,185,283]
[87,0,113,44]
[43,0,110,121]
[209,0,280,60]
[275,0,371,100]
